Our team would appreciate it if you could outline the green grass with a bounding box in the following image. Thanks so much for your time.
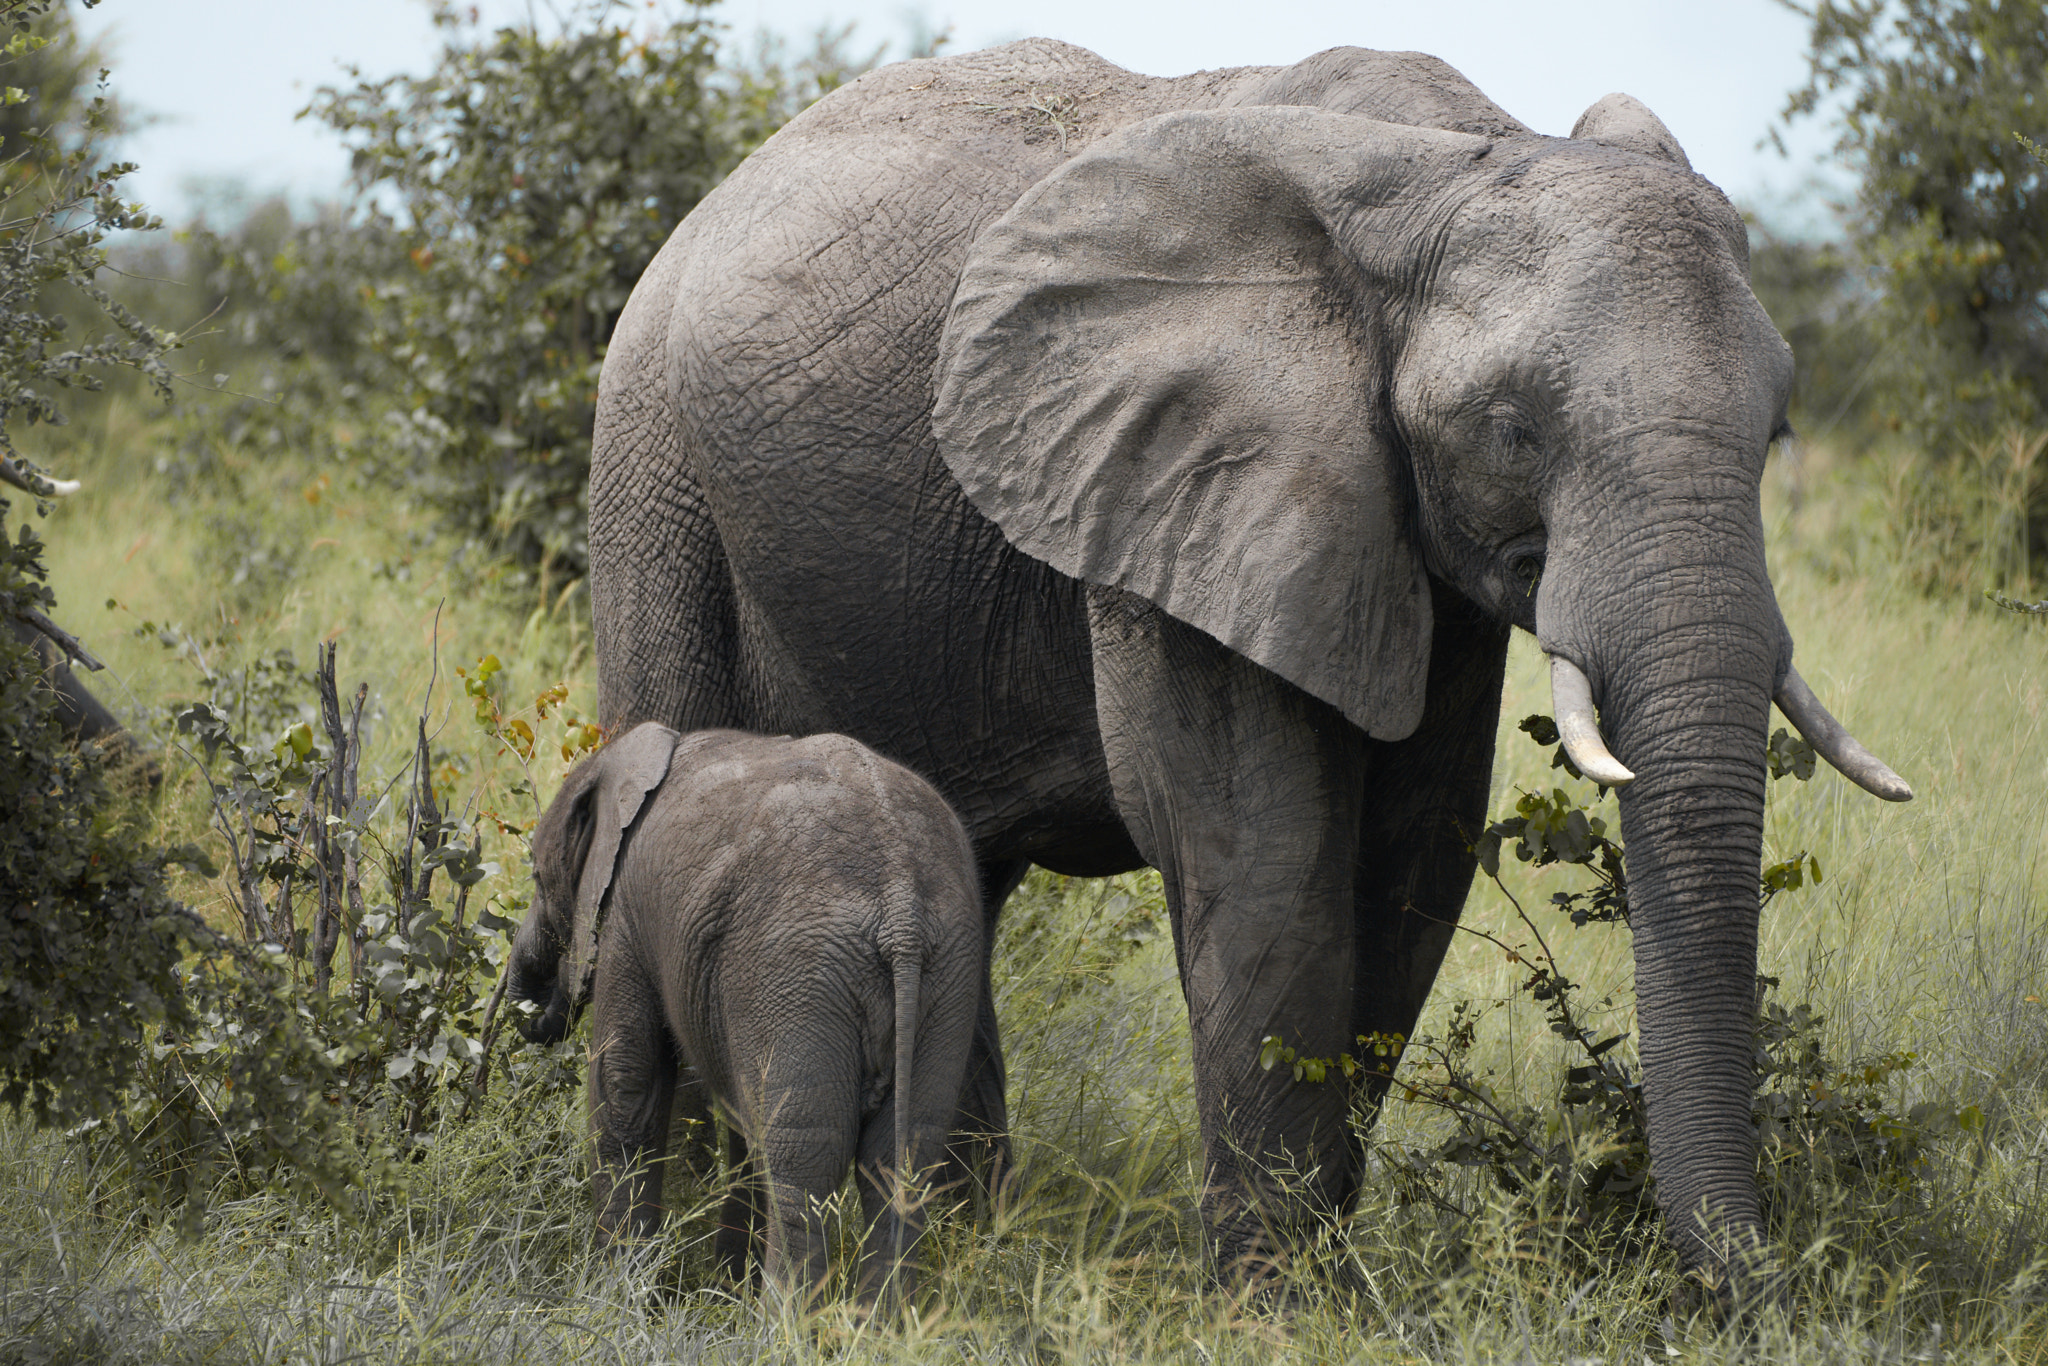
[5,399,2048,1361]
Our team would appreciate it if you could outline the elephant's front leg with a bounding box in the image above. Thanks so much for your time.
[1088,587,1366,1280]
[587,952,678,1249]
[1349,595,1511,1138]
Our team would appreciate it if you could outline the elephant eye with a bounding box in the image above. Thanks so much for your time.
[1496,421,1542,460]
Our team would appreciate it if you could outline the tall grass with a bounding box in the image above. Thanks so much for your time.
[4,397,2047,1361]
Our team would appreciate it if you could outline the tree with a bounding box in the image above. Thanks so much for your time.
[0,0,187,1121]
[0,0,168,482]
[1780,0,2048,449]
[279,1,872,573]
[1,0,365,1221]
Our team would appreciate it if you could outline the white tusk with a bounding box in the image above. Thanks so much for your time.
[42,476,80,496]
[1548,654,1636,788]
[1773,666,1913,802]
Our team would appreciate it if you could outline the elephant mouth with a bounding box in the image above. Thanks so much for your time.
[1488,533,1546,630]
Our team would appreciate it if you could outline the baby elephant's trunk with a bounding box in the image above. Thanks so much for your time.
[506,927,574,1045]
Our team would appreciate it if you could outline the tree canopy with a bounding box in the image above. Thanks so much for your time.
[1780,0,2048,447]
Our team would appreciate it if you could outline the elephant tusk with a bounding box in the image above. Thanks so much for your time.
[1773,666,1913,802]
[0,454,79,497]
[1548,654,1636,788]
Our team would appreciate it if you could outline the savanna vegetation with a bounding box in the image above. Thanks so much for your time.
[1,0,2045,1360]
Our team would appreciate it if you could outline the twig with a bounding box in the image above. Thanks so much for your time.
[341,681,368,989]
[14,605,105,671]
[466,971,512,1107]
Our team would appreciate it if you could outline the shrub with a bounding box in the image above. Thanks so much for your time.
[120,621,601,1200]
[0,0,438,1231]
[1260,716,1986,1273]
[0,515,193,1129]
[1,0,181,1131]
[183,2,876,577]
[1780,0,2048,452]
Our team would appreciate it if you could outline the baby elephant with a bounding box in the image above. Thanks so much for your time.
[507,724,984,1306]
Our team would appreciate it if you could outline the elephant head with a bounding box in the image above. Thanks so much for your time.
[931,98,1907,1280]
[508,722,679,1044]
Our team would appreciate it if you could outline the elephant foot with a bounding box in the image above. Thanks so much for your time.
[937,1124,1014,1218]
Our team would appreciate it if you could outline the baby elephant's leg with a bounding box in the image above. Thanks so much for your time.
[753,1067,861,1307]
[715,1124,764,1284]
[853,1112,949,1309]
[854,957,978,1309]
[587,955,678,1249]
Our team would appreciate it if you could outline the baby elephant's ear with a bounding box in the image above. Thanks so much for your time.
[569,722,680,1010]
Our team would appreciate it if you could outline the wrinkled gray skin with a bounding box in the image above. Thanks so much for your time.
[507,724,982,1307]
[588,39,1860,1293]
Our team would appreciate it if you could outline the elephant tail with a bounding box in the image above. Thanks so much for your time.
[890,929,920,1203]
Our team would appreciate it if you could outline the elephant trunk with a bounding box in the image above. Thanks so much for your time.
[507,918,574,1045]
[1538,476,1784,1289]
[1607,671,1773,1281]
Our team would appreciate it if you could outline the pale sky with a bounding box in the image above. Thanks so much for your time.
[81,1,1851,233]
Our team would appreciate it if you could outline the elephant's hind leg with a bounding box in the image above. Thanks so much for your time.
[939,856,1028,1210]
[589,266,749,735]
[854,945,980,1309]
[738,1044,862,1306]
[715,1124,765,1285]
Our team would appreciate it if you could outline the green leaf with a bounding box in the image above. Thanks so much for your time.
[1258,1034,1285,1072]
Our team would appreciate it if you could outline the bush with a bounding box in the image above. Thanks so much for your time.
[185,2,877,576]
[0,0,185,1139]
[1780,0,2048,452]
[0,515,193,1129]
[1765,2,2048,600]
[1259,716,1987,1280]
[115,627,597,1213]
[0,0,409,1231]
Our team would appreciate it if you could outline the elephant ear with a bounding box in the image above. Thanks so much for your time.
[933,108,1479,740]
[1570,93,1691,170]
[569,722,680,1009]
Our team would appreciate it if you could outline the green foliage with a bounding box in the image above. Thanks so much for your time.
[1987,586,2048,614]
[0,516,193,1126]
[1780,0,2048,449]
[1751,981,1986,1200]
[3,506,371,1232]
[0,0,113,175]
[0,0,439,1231]
[1263,714,1984,1264]
[196,2,873,574]
[0,0,170,481]
[0,0,200,1191]
[1764,2,2048,601]
[138,627,596,1191]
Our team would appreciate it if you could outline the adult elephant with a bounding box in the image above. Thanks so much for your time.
[588,40,1910,1293]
